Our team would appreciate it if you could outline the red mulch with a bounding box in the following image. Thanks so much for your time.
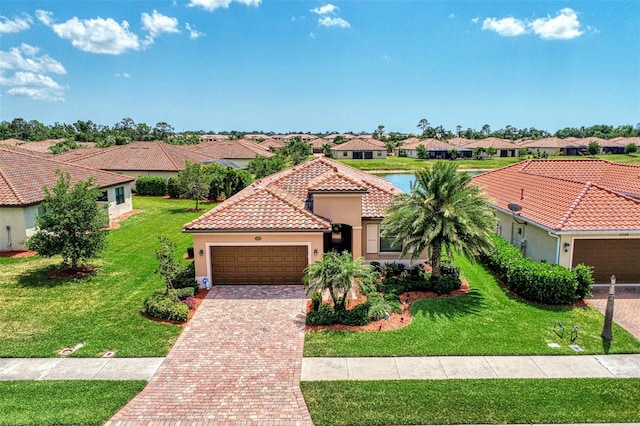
[105,209,143,230]
[142,288,209,326]
[48,265,96,279]
[306,281,470,332]
[0,250,38,258]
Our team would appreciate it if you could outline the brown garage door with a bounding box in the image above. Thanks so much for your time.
[210,245,308,285]
[573,239,640,284]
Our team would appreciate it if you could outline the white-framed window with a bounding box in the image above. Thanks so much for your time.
[379,225,402,252]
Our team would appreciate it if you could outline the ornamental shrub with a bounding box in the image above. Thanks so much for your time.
[573,263,594,300]
[432,274,462,295]
[311,291,322,311]
[172,262,199,292]
[167,177,182,199]
[144,291,189,322]
[306,303,335,326]
[334,304,370,326]
[169,287,195,301]
[135,176,167,196]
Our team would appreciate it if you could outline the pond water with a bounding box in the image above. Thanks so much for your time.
[380,171,486,193]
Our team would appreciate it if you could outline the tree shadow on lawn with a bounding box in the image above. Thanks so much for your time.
[411,288,486,321]
[15,264,96,288]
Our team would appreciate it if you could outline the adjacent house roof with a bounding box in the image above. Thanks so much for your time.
[259,138,285,150]
[0,147,133,206]
[462,137,518,149]
[472,159,640,232]
[184,157,401,232]
[399,138,456,151]
[330,138,386,151]
[189,139,273,160]
[59,141,215,171]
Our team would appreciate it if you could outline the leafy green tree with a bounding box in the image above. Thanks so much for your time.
[417,118,430,134]
[303,251,375,311]
[473,147,485,159]
[624,143,638,155]
[284,137,312,165]
[587,141,601,156]
[416,144,429,159]
[155,235,180,296]
[517,148,529,158]
[48,137,79,154]
[373,125,385,140]
[381,161,496,281]
[248,153,287,179]
[486,146,497,159]
[321,143,333,157]
[26,172,109,271]
[177,161,210,210]
[448,148,459,160]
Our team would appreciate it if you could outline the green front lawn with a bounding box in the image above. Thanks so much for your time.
[338,153,640,172]
[0,196,213,357]
[0,380,146,426]
[304,254,640,356]
[302,378,640,425]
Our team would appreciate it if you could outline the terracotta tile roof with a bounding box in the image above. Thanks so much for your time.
[472,159,640,232]
[0,147,133,206]
[190,139,273,159]
[519,137,572,149]
[53,147,107,162]
[462,137,518,149]
[200,134,229,142]
[400,138,456,150]
[62,141,216,171]
[330,138,386,151]
[448,137,473,146]
[0,145,52,157]
[309,138,332,149]
[258,138,285,149]
[184,157,401,231]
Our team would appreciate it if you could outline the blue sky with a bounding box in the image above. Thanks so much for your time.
[1,1,638,134]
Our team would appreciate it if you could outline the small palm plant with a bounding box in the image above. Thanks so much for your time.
[303,251,376,311]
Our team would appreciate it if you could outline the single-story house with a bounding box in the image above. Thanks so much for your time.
[0,147,134,252]
[395,138,469,159]
[462,137,518,158]
[183,157,423,286]
[200,134,229,142]
[330,138,387,160]
[472,159,640,283]
[309,137,333,154]
[57,141,216,189]
[189,139,273,167]
[259,138,286,151]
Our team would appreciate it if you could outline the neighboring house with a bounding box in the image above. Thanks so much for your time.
[200,134,229,142]
[189,139,273,167]
[0,147,133,252]
[57,141,215,188]
[285,133,317,142]
[309,137,333,154]
[472,159,640,283]
[259,138,285,151]
[183,157,422,286]
[330,138,387,160]
[462,137,519,158]
[395,138,467,159]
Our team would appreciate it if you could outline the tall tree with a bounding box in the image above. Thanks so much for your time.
[155,235,180,295]
[177,161,210,210]
[26,172,109,271]
[381,161,496,280]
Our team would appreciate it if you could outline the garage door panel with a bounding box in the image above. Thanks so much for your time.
[210,245,308,285]
[573,239,640,284]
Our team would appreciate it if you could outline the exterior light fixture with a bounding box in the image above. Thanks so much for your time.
[313,249,318,256]
[198,249,204,256]
[563,243,570,253]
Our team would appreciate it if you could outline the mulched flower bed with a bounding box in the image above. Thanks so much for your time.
[48,265,96,279]
[143,288,209,326]
[306,281,470,332]
[0,250,37,258]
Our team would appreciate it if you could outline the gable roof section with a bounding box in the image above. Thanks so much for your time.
[330,138,386,151]
[472,159,640,232]
[190,139,274,159]
[61,141,216,171]
[400,138,456,151]
[184,157,401,232]
[0,147,133,206]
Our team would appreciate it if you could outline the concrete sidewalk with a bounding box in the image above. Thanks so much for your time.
[2,354,640,381]
[301,354,640,381]
[0,357,163,381]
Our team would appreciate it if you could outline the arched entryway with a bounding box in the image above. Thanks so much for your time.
[324,223,353,253]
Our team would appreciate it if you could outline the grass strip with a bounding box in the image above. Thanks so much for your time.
[301,378,640,425]
[304,253,640,356]
[0,380,146,426]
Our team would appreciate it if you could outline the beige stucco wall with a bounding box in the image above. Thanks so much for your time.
[0,205,38,251]
[330,150,387,160]
[189,231,325,286]
[312,193,363,258]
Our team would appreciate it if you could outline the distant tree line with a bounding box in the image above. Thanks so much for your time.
[3,117,639,147]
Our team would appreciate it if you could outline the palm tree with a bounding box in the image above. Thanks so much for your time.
[303,251,375,310]
[381,161,497,280]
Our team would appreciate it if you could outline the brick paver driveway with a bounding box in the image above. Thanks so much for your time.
[588,285,640,341]
[108,285,313,425]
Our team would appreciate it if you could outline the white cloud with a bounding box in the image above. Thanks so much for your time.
[0,71,65,101]
[318,16,350,29]
[115,72,130,78]
[36,10,141,55]
[186,23,206,39]
[0,43,66,101]
[188,0,261,12]
[482,17,527,37]
[0,14,33,34]
[309,32,317,39]
[141,10,180,39]
[530,8,583,40]
[311,4,338,15]
[481,8,585,40]
[448,13,456,19]
[471,17,480,24]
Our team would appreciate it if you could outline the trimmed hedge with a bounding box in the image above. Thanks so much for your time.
[172,262,199,292]
[135,176,167,196]
[167,177,181,199]
[482,235,594,305]
[144,291,189,322]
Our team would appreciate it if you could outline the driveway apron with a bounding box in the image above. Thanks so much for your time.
[108,285,313,425]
